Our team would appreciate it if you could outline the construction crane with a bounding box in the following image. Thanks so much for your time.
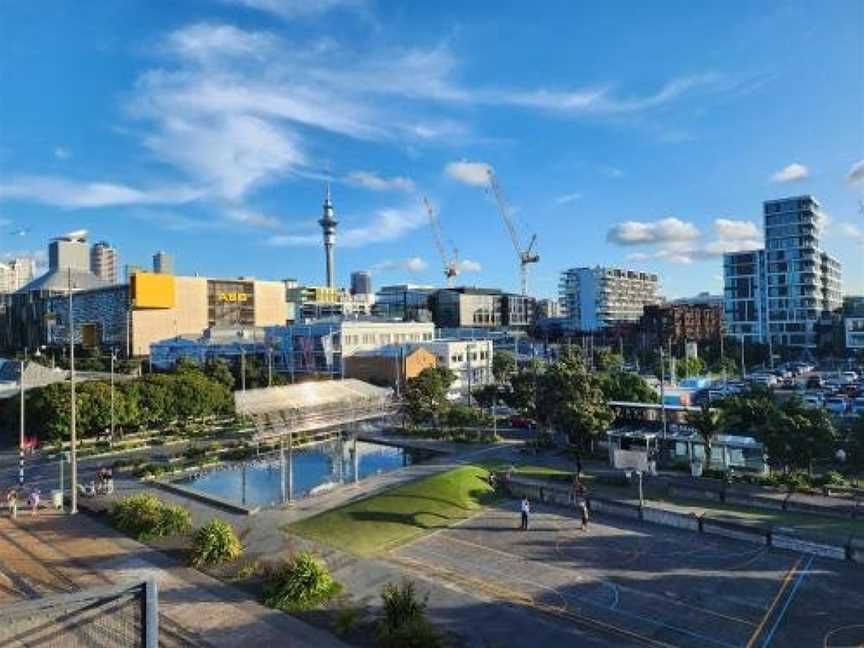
[486,169,539,295]
[422,196,459,287]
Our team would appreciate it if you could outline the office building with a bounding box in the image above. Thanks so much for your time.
[49,231,90,271]
[559,266,661,332]
[0,258,36,294]
[374,284,436,321]
[153,251,173,274]
[535,299,561,320]
[1,272,289,356]
[350,271,372,296]
[90,241,119,284]
[844,296,864,352]
[723,196,843,349]
[432,288,502,328]
[267,319,435,376]
[501,293,535,328]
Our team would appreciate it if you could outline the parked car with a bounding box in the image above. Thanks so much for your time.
[509,415,536,429]
[749,373,778,387]
[852,398,864,416]
[805,375,823,389]
[840,371,859,384]
[825,397,848,416]
[802,394,823,409]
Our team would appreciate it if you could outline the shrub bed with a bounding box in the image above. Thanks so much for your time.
[111,494,192,541]
[189,519,243,567]
[264,552,342,612]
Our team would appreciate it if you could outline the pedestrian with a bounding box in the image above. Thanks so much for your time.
[29,489,40,517]
[520,496,530,530]
[6,489,18,519]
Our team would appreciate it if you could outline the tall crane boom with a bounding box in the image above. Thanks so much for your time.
[486,169,539,295]
[423,196,459,287]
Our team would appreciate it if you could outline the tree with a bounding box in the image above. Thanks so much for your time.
[594,349,623,372]
[502,370,536,418]
[492,351,516,384]
[759,399,836,474]
[687,404,721,468]
[402,367,454,428]
[710,356,739,377]
[596,371,658,403]
[843,414,864,468]
[538,352,615,452]
[719,390,777,437]
[203,358,235,390]
[472,384,499,412]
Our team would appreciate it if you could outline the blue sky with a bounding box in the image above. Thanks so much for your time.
[1,0,862,298]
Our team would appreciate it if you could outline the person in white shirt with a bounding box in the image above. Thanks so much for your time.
[520,497,530,530]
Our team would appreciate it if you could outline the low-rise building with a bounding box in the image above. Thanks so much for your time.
[432,287,502,328]
[638,303,722,349]
[408,338,493,395]
[150,328,268,370]
[343,345,438,390]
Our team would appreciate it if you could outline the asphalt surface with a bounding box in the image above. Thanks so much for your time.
[391,502,864,648]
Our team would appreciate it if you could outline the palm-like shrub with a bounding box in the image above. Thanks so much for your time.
[189,519,242,567]
[378,579,440,648]
[264,552,342,611]
[111,494,192,541]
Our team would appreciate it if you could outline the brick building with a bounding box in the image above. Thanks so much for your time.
[638,303,722,350]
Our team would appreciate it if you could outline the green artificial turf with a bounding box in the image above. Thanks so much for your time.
[286,466,495,555]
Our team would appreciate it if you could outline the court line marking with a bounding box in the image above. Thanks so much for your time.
[746,555,803,648]
[823,624,864,648]
[439,533,755,627]
[760,553,814,648]
[390,553,674,648]
[403,538,739,648]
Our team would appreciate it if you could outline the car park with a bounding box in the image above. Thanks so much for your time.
[802,394,823,409]
[805,375,823,389]
[825,397,848,416]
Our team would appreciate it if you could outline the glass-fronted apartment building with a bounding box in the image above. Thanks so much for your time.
[724,196,843,349]
[559,266,661,332]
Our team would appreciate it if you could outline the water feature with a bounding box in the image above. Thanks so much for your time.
[176,438,427,508]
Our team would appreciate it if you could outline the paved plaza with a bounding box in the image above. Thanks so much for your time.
[390,503,864,647]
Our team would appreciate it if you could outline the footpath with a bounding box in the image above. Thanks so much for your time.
[0,511,347,647]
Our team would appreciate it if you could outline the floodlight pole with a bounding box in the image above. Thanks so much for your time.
[18,351,26,486]
[68,269,78,515]
[658,347,668,440]
[110,348,116,449]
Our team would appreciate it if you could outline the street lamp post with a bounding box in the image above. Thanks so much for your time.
[267,345,273,387]
[240,345,246,392]
[68,269,78,515]
[18,349,26,486]
[110,348,116,449]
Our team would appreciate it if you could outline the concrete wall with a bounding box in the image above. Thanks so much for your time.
[772,532,848,560]
[132,276,208,355]
[641,506,700,531]
[254,281,289,326]
[701,516,769,545]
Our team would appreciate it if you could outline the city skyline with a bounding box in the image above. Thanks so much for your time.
[1,1,863,299]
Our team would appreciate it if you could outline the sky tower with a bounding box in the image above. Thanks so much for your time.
[319,182,338,288]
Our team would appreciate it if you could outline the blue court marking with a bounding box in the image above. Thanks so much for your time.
[760,553,815,648]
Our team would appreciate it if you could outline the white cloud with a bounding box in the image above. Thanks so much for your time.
[444,160,492,187]
[345,171,415,193]
[53,147,70,160]
[224,206,284,230]
[163,23,279,63]
[771,163,809,183]
[0,175,202,208]
[848,160,864,187]
[268,205,428,248]
[713,218,759,239]
[841,223,864,246]
[607,217,700,245]
[373,256,428,273]
[554,193,582,205]
[219,0,367,19]
[455,259,482,273]
[626,249,694,265]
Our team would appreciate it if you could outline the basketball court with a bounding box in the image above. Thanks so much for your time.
[389,502,864,647]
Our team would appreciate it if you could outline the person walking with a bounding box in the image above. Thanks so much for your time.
[6,489,18,519]
[29,489,40,517]
[520,496,530,530]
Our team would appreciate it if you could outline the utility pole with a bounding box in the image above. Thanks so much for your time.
[658,347,668,439]
[18,350,25,486]
[267,346,273,387]
[68,269,78,515]
[240,346,246,392]
[110,348,116,448]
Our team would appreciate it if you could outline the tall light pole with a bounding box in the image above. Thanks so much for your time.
[68,268,78,515]
[658,346,668,439]
[18,349,26,486]
[267,345,273,387]
[240,345,246,392]
[110,348,116,448]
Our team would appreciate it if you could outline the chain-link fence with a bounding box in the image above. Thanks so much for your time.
[0,578,158,648]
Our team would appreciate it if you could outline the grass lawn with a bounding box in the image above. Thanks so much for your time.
[286,466,496,556]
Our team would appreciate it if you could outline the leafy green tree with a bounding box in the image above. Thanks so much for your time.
[843,414,864,468]
[719,390,777,437]
[203,358,235,390]
[538,352,615,452]
[594,349,623,372]
[502,370,537,417]
[759,398,836,474]
[472,384,499,412]
[596,371,658,403]
[403,367,454,428]
[687,404,721,468]
[492,351,516,384]
[711,356,739,377]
